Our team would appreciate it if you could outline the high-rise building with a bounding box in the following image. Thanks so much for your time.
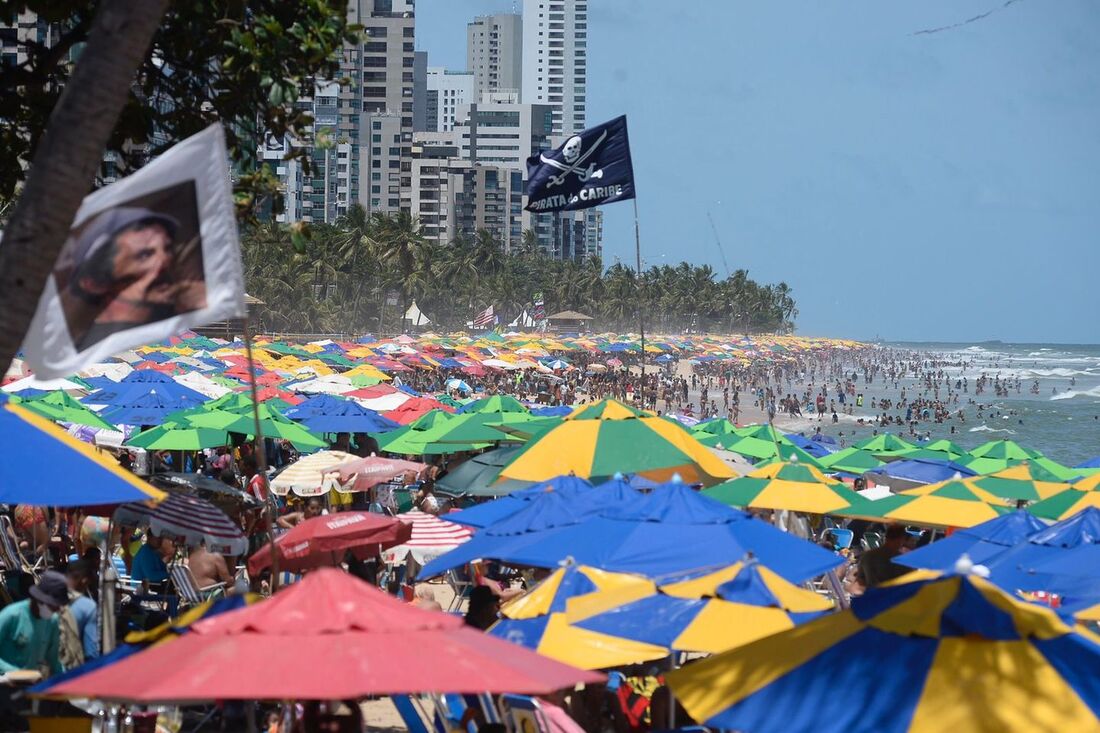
[453,98,553,171]
[0,12,59,68]
[467,14,523,100]
[521,0,587,136]
[425,67,475,132]
[412,50,428,132]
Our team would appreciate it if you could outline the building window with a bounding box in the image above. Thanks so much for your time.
[365,42,387,53]
[366,26,387,37]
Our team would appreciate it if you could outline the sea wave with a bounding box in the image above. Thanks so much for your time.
[969,424,1017,434]
[1050,386,1100,401]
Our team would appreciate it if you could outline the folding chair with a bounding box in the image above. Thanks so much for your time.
[824,528,854,552]
[168,561,226,608]
[445,569,472,612]
[861,530,884,551]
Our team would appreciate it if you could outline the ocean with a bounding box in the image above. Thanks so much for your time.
[814,342,1100,468]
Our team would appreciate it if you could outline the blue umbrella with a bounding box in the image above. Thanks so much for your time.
[985,508,1100,592]
[445,378,473,393]
[98,389,206,426]
[783,433,832,458]
[286,397,400,434]
[282,394,350,418]
[422,483,842,584]
[448,475,596,528]
[1076,457,1100,469]
[0,398,165,506]
[865,458,976,490]
[531,405,573,417]
[897,510,1047,571]
[83,375,208,407]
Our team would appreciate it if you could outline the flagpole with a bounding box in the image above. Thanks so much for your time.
[241,313,280,591]
[633,198,646,407]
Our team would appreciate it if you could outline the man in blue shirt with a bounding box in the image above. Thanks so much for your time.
[0,571,68,727]
[129,531,171,593]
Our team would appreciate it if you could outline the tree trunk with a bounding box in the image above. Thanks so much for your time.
[0,0,171,377]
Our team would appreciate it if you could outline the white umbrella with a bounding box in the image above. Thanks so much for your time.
[270,450,357,497]
[382,510,473,565]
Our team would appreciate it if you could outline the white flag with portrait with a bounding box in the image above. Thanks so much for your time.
[21,124,245,378]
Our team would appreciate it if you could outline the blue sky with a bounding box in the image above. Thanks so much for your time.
[417,1,1100,343]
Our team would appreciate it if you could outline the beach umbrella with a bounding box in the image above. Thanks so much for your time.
[381,510,473,566]
[126,423,231,450]
[458,394,529,414]
[0,399,165,507]
[984,508,1100,593]
[177,404,328,450]
[248,512,412,575]
[837,478,1013,528]
[114,493,248,555]
[1028,472,1100,520]
[446,476,610,529]
[853,433,915,456]
[292,399,401,434]
[921,438,969,457]
[146,472,261,518]
[444,378,473,393]
[969,439,1042,461]
[967,463,1070,503]
[897,510,1047,571]
[382,396,455,425]
[422,483,843,584]
[817,447,885,474]
[495,399,735,486]
[328,455,431,493]
[667,568,1100,733]
[748,444,828,470]
[45,568,602,702]
[702,462,863,515]
[1077,456,1100,469]
[864,458,977,491]
[19,390,117,430]
[490,564,670,670]
[377,410,489,455]
[575,559,833,654]
[270,450,358,496]
[97,389,206,426]
[434,445,530,496]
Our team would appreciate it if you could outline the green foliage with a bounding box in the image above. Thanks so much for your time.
[241,208,798,335]
[0,0,357,215]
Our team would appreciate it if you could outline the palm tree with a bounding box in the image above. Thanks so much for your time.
[369,211,426,332]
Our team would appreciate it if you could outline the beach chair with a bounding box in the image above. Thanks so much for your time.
[499,695,551,733]
[861,530,884,551]
[0,514,43,578]
[167,561,226,607]
[445,569,473,612]
[110,554,138,593]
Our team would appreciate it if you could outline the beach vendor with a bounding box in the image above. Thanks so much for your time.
[0,571,68,678]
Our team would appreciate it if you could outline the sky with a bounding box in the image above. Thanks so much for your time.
[416,1,1100,343]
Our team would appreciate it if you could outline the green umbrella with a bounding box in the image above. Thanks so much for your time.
[434,395,464,409]
[923,439,968,456]
[734,424,794,445]
[174,403,326,450]
[690,419,741,442]
[893,448,962,463]
[697,434,780,460]
[853,433,915,455]
[377,411,484,455]
[20,390,116,431]
[817,447,885,475]
[460,395,529,414]
[127,424,231,450]
[751,445,827,471]
[485,416,565,442]
[435,446,531,496]
[969,439,1042,461]
[425,412,544,444]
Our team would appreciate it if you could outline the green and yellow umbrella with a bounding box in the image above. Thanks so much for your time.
[967,463,1070,503]
[702,462,863,515]
[1028,472,1100,520]
[495,399,735,486]
[837,478,1013,528]
[460,394,529,414]
[667,570,1100,733]
[377,410,485,455]
[969,439,1042,461]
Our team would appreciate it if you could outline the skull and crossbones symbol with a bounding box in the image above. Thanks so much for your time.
[540,131,607,187]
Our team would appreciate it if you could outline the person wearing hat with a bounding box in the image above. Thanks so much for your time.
[56,205,200,350]
[0,571,67,679]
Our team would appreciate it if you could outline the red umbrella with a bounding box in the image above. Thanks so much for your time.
[344,383,402,399]
[248,511,412,575]
[330,455,430,492]
[462,364,487,377]
[45,569,602,702]
[384,396,455,425]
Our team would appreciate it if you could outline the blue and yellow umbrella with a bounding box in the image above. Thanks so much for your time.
[668,569,1100,732]
[489,564,669,670]
[573,559,833,654]
[0,398,165,506]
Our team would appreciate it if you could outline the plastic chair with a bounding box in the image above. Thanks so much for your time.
[499,695,550,733]
[824,528,854,552]
[445,569,472,612]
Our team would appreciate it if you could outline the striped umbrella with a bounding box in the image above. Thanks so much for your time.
[382,510,473,565]
[702,462,863,515]
[270,450,357,496]
[837,478,1013,528]
[495,399,735,486]
[114,493,248,555]
[668,569,1100,733]
[1028,472,1100,520]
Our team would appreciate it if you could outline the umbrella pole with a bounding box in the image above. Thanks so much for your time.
[633,198,646,406]
[242,315,280,592]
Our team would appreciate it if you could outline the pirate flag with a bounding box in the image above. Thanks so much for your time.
[525,115,635,213]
